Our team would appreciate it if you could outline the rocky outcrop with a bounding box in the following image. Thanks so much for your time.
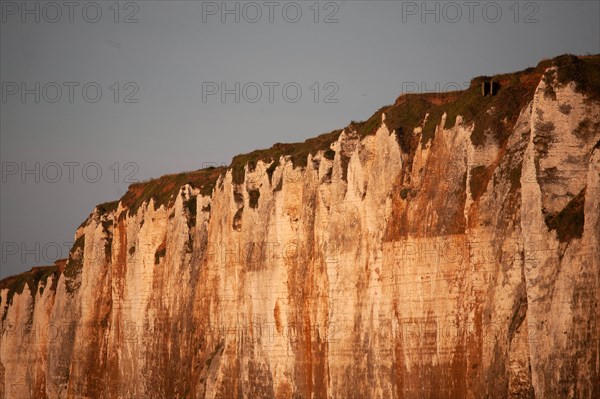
[1,54,599,399]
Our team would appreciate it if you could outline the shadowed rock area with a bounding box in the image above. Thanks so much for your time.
[1,54,599,399]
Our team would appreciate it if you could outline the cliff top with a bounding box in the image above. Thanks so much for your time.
[0,265,58,318]
[1,53,598,301]
[115,54,599,217]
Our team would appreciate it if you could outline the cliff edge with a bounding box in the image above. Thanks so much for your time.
[1,54,599,399]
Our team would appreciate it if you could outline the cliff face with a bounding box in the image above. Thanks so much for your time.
[1,55,599,399]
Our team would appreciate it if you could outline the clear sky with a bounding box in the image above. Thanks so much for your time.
[1,0,599,278]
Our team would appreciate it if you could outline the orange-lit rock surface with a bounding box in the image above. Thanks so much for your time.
[1,55,599,399]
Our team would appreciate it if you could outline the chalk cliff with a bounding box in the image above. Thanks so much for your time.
[1,54,599,399]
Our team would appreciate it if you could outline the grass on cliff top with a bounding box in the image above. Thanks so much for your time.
[1,55,597,296]
[383,54,598,147]
[0,266,58,293]
[229,129,343,184]
[97,200,119,214]
[555,54,600,101]
[78,200,120,229]
[119,166,227,217]
[90,54,600,219]
[0,265,58,319]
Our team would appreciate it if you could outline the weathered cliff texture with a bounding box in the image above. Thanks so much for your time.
[1,54,599,399]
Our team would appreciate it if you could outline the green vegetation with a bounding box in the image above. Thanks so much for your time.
[38,266,59,295]
[78,200,120,230]
[351,108,385,138]
[0,54,597,320]
[353,55,554,148]
[0,265,59,319]
[120,166,226,218]
[74,54,600,222]
[97,200,119,214]
[2,54,597,321]
[554,54,600,101]
[63,235,85,294]
[383,98,439,145]
[229,129,343,185]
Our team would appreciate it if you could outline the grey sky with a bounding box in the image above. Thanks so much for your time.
[1,0,599,279]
